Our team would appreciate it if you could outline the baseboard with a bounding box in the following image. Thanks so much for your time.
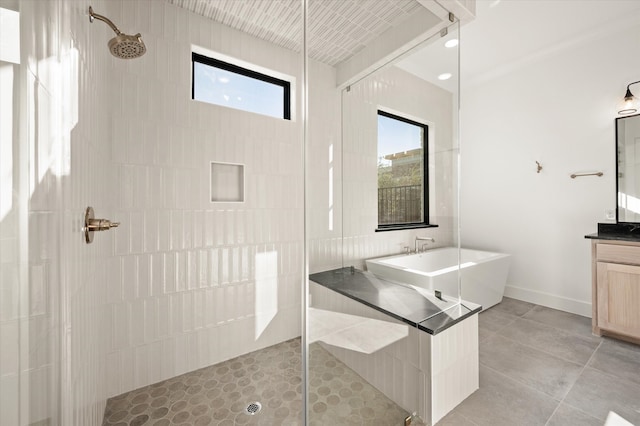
[503,285,592,318]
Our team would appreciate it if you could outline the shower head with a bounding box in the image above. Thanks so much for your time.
[89,6,146,59]
[107,33,146,59]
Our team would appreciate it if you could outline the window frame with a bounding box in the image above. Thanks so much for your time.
[191,52,291,120]
[376,110,435,232]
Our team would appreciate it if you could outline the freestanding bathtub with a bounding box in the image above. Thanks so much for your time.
[365,247,511,310]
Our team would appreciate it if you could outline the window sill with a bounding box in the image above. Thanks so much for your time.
[375,224,439,232]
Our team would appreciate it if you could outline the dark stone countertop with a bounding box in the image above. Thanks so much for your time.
[585,233,640,243]
[585,223,640,243]
[309,267,481,335]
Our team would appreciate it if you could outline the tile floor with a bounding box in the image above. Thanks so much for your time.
[102,339,409,425]
[102,339,304,426]
[103,298,640,426]
[439,297,640,426]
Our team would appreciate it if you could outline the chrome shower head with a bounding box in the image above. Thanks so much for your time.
[89,6,146,59]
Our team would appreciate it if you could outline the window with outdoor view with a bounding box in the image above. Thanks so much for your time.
[192,52,291,120]
[377,110,428,229]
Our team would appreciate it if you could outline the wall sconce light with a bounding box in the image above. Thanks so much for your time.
[618,81,640,115]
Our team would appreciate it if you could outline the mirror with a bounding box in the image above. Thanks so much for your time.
[616,114,640,222]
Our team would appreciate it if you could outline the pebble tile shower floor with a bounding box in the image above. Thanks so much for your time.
[102,339,409,425]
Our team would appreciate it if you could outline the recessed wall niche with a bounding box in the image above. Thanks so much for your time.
[210,162,245,202]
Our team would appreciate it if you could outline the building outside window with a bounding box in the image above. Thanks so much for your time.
[377,110,429,229]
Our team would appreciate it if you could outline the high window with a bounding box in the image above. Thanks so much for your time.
[377,110,429,229]
[192,52,291,120]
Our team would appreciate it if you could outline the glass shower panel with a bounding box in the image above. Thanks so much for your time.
[0,4,33,425]
[307,2,464,423]
[10,0,309,425]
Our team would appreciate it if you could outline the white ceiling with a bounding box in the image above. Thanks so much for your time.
[461,0,640,87]
[396,0,640,93]
[168,0,423,66]
[169,0,640,93]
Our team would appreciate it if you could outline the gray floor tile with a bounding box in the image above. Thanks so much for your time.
[546,403,601,426]
[478,307,518,334]
[588,337,640,387]
[480,334,583,399]
[523,305,593,336]
[450,365,558,426]
[478,326,494,343]
[497,318,601,365]
[563,367,640,424]
[490,297,536,317]
[435,410,478,425]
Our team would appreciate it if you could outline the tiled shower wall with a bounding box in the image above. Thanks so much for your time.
[104,1,304,397]
[337,65,457,270]
[0,3,24,425]
[307,60,343,273]
[307,65,458,273]
[10,0,115,424]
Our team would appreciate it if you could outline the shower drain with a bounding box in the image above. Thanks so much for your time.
[245,402,262,415]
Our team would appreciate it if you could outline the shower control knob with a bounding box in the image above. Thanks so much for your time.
[87,218,120,231]
[84,207,120,244]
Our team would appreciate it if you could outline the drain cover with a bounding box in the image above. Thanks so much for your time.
[245,402,262,415]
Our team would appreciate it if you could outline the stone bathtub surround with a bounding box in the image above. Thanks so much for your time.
[309,268,480,425]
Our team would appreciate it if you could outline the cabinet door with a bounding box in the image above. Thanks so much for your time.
[597,262,640,337]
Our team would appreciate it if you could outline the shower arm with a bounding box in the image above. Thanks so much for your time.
[89,6,122,35]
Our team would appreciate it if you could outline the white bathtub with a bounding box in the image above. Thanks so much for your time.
[365,247,511,310]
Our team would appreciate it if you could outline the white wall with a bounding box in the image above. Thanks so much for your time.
[104,0,305,397]
[460,21,640,316]
[9,0,115,424]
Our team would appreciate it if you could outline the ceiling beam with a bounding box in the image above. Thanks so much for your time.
[335,0,476,89]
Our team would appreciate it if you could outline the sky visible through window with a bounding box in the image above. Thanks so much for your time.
[378,114,423,166]
[193,61,285,119]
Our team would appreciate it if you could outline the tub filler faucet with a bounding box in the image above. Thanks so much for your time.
[415,236,435,253]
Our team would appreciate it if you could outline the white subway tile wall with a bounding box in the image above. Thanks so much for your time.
[105,0,304,401]
[14,0,118,424]
[308,64,458,272]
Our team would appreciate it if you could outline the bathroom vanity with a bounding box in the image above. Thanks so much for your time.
[585,113,640,344]
[586,227,640,344]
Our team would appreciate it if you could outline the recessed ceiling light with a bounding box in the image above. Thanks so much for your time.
[438,73,452,81]
[445,39,458,48]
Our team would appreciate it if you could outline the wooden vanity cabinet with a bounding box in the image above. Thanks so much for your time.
[592,240,640,343]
